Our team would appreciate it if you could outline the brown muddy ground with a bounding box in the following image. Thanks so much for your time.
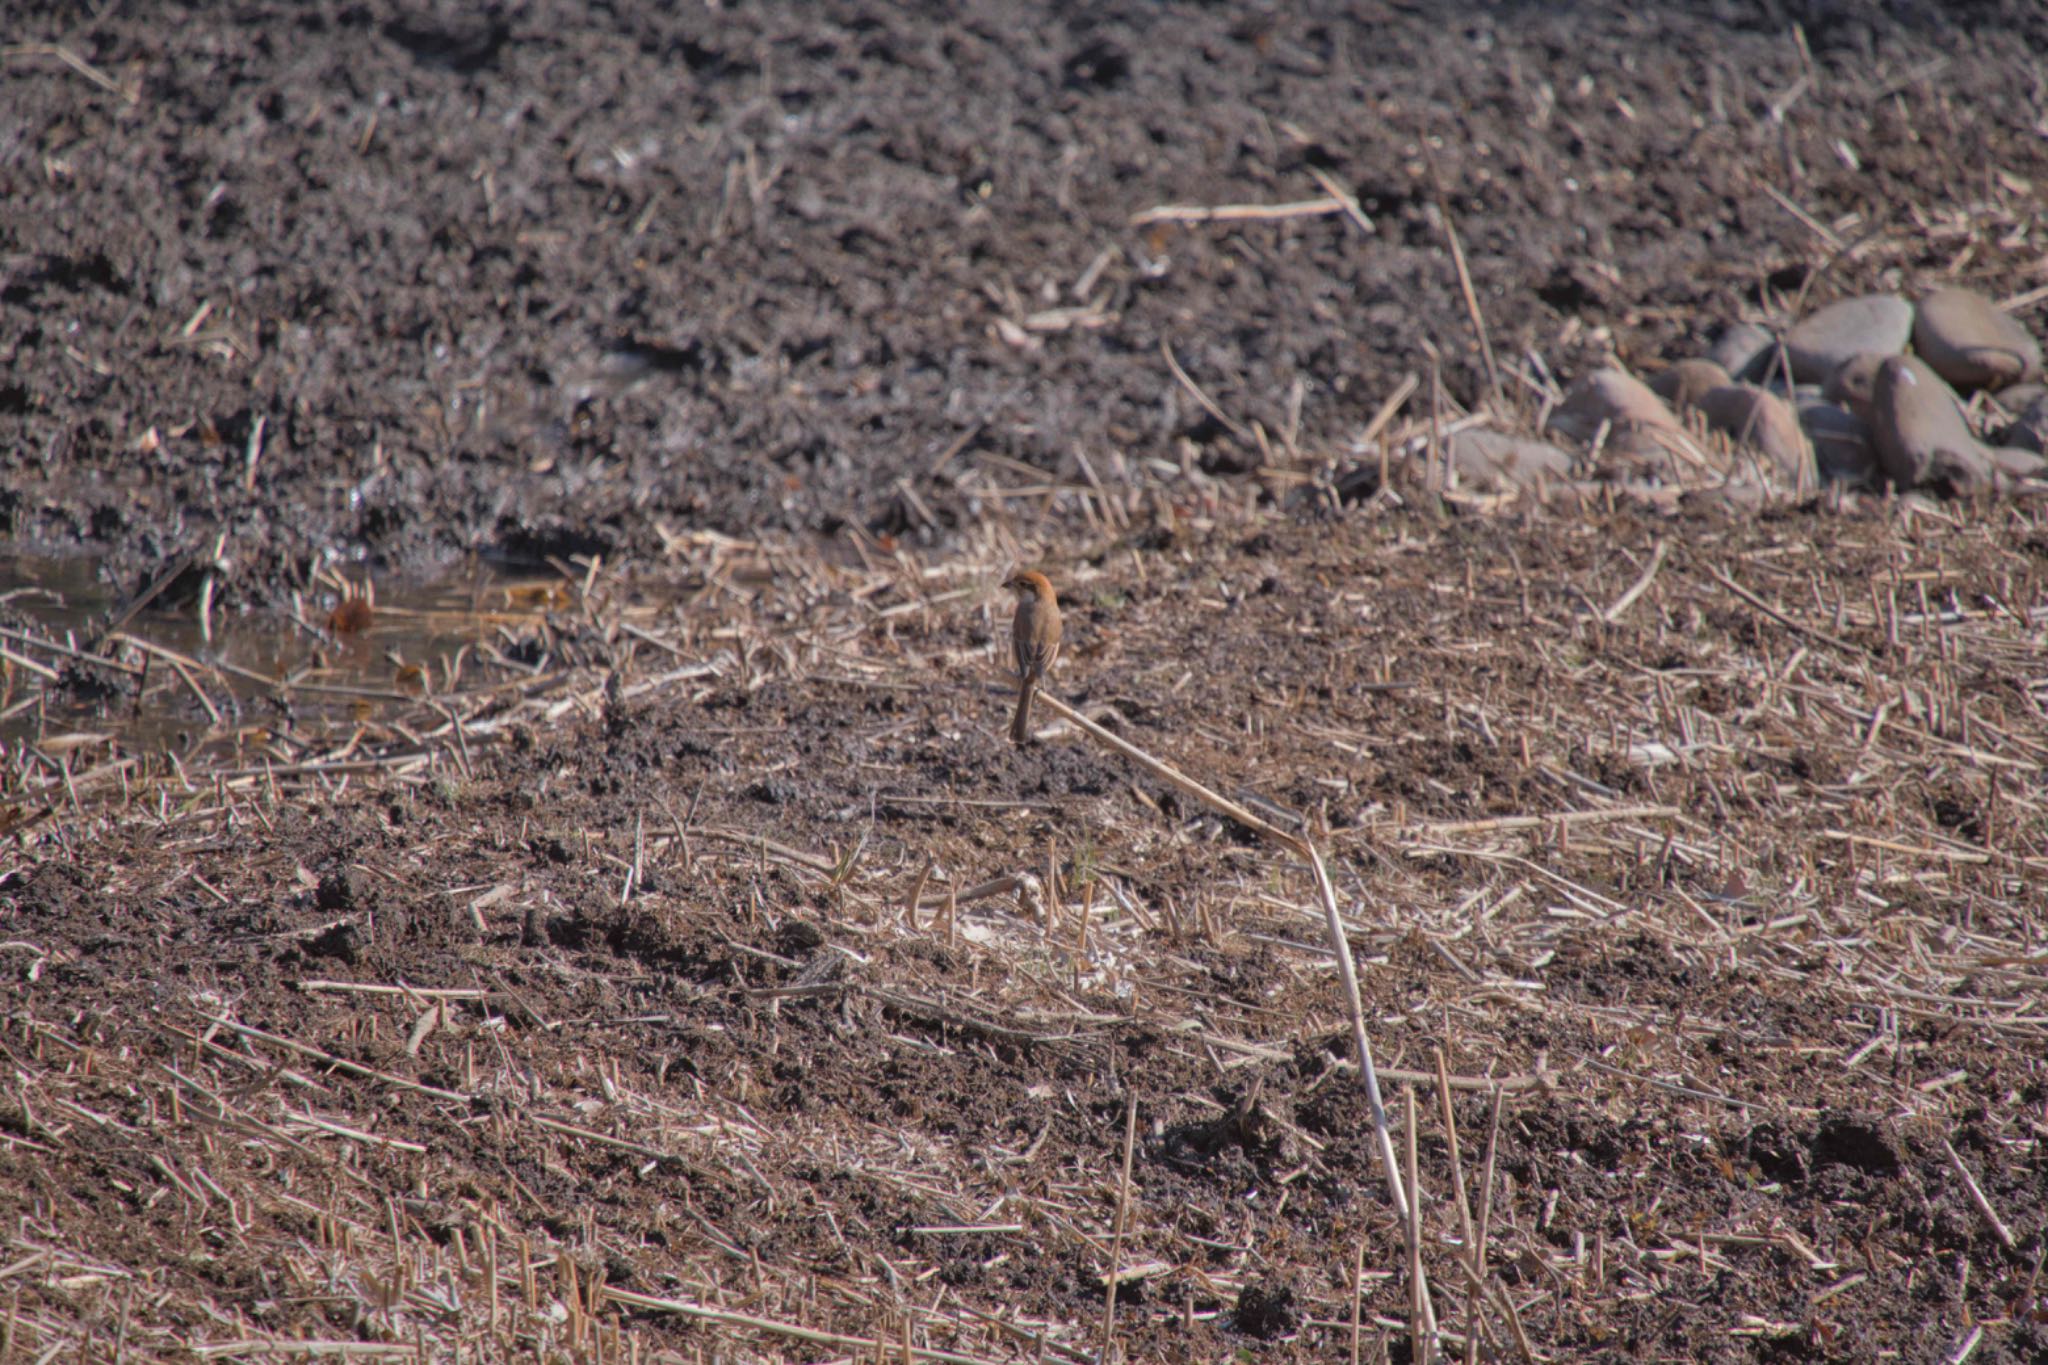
[4,1,2048,1362]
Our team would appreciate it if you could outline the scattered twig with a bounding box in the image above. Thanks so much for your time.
[1601,538,1669,622]
[1940,1137,2016,1251]
[1099,1093,1139,1363]
[1160,338,1251,442]
[605,1287,1014,1365]
[1708,564,1867,656]
[1129,197,1348,228]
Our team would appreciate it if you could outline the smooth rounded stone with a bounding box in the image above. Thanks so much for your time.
[1994,391,2048,454]
[1445,428,1575,491]
[1796,397,1879,483]
[1988,446,2047,480]
[1710,479,1772,510]
[1785,294,1913,383]
[1823,352,1888,421]
[1548,368,1681,445]
[1995,381,2048,412]
[1649,358,1731,412]
[1695,383,1812,483]
[1705,321,1777,382]
[1869,356,1995,489]
[1912,286,2043,390]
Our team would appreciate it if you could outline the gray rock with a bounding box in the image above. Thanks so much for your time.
[1548,368,1682,445]
[1705,322,1777,382]
[1649,358,1732,412]
[1913,286,2042,391]
[1994,391,2048,454]
[1695,383,1812,483]
[1823,352,1888,422]
[1785,294,1913,384]
[1796,397,1879,483]
[1445,428,1575,491]
[1996,382,2048,412]
[1988,446,2048,480]
[1869,356,1995,489]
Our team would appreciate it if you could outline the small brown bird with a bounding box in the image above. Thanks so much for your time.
[1005,570,1063,745]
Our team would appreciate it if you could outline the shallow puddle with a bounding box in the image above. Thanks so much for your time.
[0,549,577,764]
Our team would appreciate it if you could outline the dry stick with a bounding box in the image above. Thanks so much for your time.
[1028,691,1295,846]
[1350,1232,1369,1365]
[1099,1094,1139,1365]
[1708,565,1866,656]
[242,414,266,492]
[1435,1055,1535,1365]
[0,643,61,684]
[1414,805,1677,838]
[1423,341,1447,491]
[1465,1090,1498,1365]
[1304,165,1376,236]
[905,860,934,930]
[166,655,224,727]
[1822,830,1991,866]
[1160,338,1251,442]
[1601,538,1669,623]
[297,981,486,1000]
[1127,197,1347,227]
[1361,374,1420,449]
[1,42,136,100]
[910,873,1033,913]
[104,631,227,717]
[1761,182,1844,253]
[1482,1096,1531,1365]
[0,625,144,673]
[2000,280,2048,313]
[1427,179,1502,410]
[1362,374,1420,493]
[1433,1050,1479,1264]
[604,1287,1010,1365]
[1026,688,1440,1344]
[693,825,840,874]
[199,1014,469,1103]
[1403,1086,1431,1364]
[528,1114,710,1175]
[1940,1137,2016,1251]
[187,1339,416,1359]
[95,557,197,642]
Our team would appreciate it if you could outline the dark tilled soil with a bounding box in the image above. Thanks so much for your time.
[8,0,2048,594]
[5,3,2048,1362]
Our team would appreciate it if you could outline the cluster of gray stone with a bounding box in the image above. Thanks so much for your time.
[1533,287,2044,498]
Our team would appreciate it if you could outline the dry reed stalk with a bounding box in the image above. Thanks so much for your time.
[1159,338,1251,443]
[1027,688,1441,1340]
[1128,197,1349,227]
[1098,1094,1139,1363]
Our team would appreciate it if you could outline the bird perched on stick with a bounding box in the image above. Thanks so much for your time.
[1004,570,1062,745]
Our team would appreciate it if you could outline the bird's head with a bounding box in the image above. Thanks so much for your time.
[1004,570,1053,599]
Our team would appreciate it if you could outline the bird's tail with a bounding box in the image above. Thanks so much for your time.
[1010,678,1036,745]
